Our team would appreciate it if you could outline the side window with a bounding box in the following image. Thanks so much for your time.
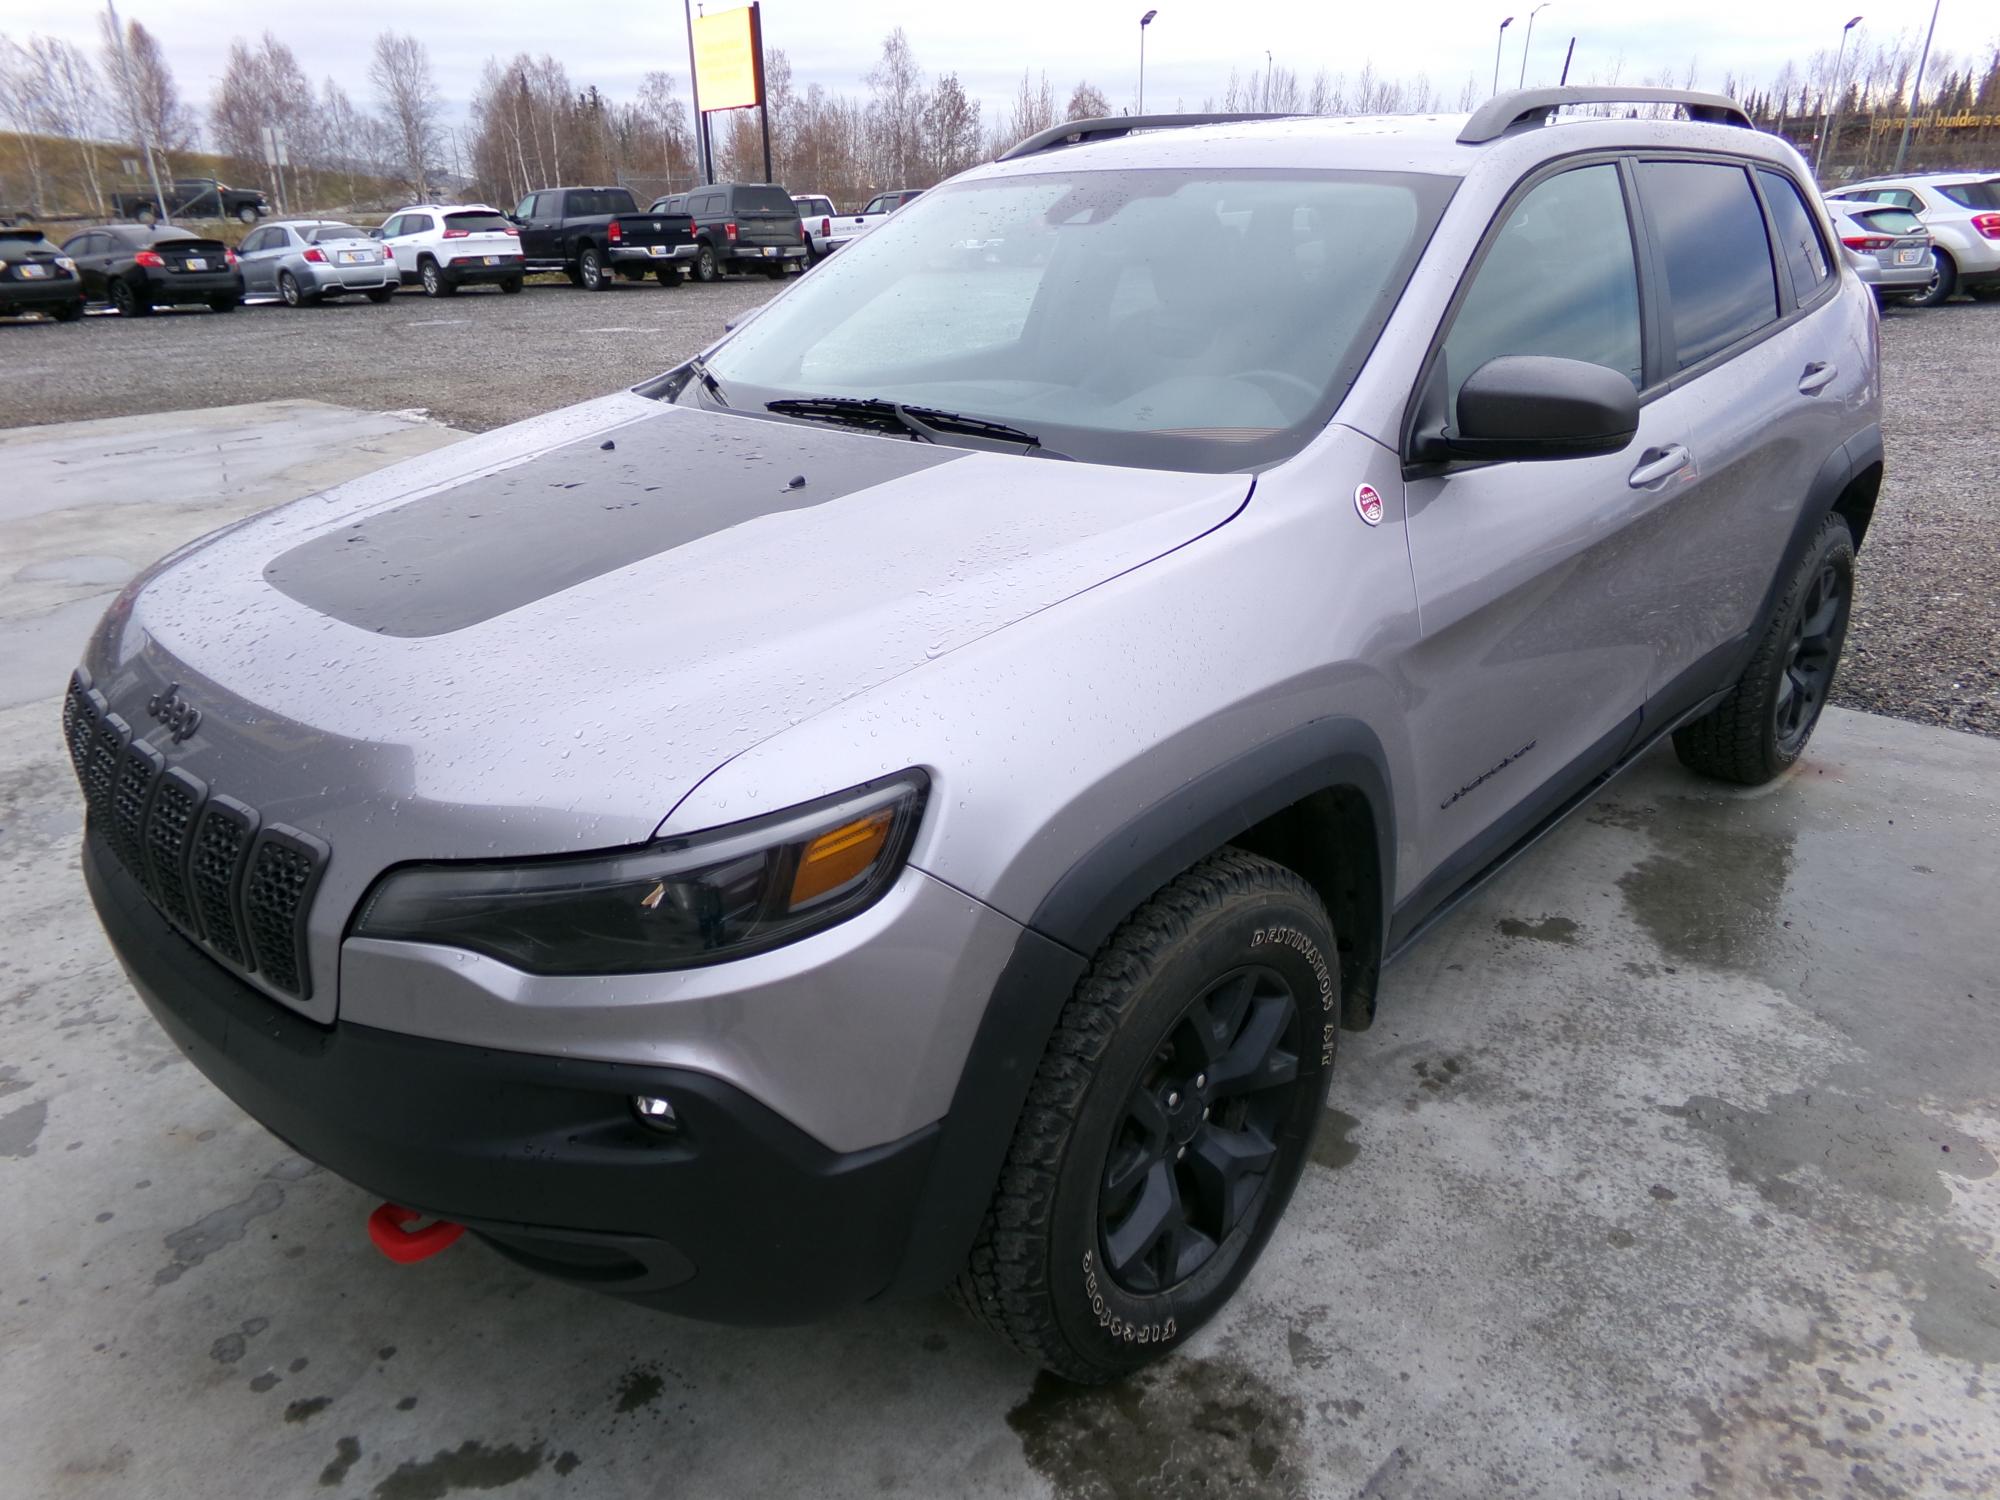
[378,217,403,239]
[1758,169,1830,302]
[1636,161,1778,371]
[1440,163,1642,425]
[405,214,434,236]
[515,195,538,220]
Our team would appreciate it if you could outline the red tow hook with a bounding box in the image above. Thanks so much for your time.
[367,1202,466,1264]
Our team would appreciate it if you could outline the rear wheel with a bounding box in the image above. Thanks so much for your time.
[1673,512,1854,785]
[580,246,610,290]
[53,299,86,323]
[694,243,720,283]
[955,849,1339,1382]
[420,259,453,297]
[1911,249,1957,307]
[277,270,306,308]
[110,278,150,317]
[365,287,396,304]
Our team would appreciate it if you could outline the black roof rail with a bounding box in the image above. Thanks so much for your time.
[1458,87,1753,145]
[998,113,1296,162]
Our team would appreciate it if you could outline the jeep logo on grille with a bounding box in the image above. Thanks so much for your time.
[146,682,202,743]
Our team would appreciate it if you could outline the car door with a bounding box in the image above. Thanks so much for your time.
[239,227,278,294]
[516,194,553,261]
[1623,158,1852,713]
[61,233,104,298]
[1400,160,1668,876]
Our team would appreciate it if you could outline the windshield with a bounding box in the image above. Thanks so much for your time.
[310,224,369,242]
[1937,180,2000,210]
[698,168,1452,471]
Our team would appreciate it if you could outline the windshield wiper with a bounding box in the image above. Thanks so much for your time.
[764,396,1068,458]
[684,355,730,407]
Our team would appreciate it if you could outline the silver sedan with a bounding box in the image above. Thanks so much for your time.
[1823,198,1934,302]
[237,220,397,307]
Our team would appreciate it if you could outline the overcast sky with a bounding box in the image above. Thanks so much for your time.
[31,0,1997,133]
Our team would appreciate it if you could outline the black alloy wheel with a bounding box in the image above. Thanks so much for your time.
[110,278,147,317]
[1774,556,1848,757]
[1099,965,1303,1296]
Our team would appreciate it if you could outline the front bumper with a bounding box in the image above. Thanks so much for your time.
[84,830,942,1322]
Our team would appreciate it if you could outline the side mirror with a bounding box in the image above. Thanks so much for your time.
[1432,355,1640,463]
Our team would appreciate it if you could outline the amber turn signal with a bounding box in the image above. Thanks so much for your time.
[790,809,894,908]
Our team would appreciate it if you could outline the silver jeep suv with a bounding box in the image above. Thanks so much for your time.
[70,89,1880,1382]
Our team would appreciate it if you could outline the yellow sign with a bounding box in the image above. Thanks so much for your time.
[693,6,761,113]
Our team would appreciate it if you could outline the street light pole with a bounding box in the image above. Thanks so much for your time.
[1893,0,1941,173]
[1519,5,1549,89]
[1138,10,1156,115]
[1492,16,1514,98]
[1814,15,1863,178]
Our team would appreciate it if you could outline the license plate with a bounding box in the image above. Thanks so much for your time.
[19,264,47,278]
[648,245,667,257]
[185,257,206,270]
[762,247,778,257]
[483,256,499,265]
[337,250,361,264]
[1896,248,1922,265]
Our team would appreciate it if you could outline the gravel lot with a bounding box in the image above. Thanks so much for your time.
[0,273,784,433]
[0,284,1992,736]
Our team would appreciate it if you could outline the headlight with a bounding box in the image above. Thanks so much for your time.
[352,772,928,974]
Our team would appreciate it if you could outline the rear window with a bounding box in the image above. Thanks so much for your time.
[445,211,512,232]
[310,224,369,243]
[1757,170,1830,300]
[733,186,797,214]
[1937,180,2000,210]
[1636,161,1778,370]
[1854,207,1923,235]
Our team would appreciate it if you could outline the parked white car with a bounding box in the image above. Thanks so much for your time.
[1825,173,2000,306]
[373,204,526,297]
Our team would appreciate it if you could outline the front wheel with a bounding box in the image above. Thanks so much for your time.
[1911,249,1957,308]
[956,849,1339,1382]
[236,204,258,225]
[1673,512,1855,785]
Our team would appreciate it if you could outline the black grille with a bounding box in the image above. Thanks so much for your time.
[63,670,327,1001]
[144,768,207,932]
[242,829,329,996]
[190,797,259,967]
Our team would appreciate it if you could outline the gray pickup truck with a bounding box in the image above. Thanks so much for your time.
[512,186,698,289]
[109,177,268,225]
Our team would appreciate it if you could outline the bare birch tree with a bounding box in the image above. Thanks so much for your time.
[368,30,441,200]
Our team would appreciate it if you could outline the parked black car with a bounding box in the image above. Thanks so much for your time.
[649,183,807,282]
[512,186,698,290]
[109,177,269,225]
[59,224,242,316]
[0,228,86,321]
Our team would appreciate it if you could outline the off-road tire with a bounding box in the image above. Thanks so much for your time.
[954,848,1339,1383]
[1673,511,1854,786]
[365,287,396,304]
[1911,249,1957,307]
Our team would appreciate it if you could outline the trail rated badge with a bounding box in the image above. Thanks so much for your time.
[1354,483,1384,527]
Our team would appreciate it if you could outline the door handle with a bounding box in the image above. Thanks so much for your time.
[1798,361,1838,395]
[1628,444,1691,488]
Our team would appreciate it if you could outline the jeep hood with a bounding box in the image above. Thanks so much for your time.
[85,391,1247,871]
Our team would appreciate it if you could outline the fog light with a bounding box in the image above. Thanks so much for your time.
[632,1095,680,1133]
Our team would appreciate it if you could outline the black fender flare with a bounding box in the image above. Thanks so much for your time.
[884,715,1396,1299]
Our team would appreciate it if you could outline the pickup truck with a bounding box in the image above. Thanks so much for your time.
[109,178,269,225]
[512,186,698,290]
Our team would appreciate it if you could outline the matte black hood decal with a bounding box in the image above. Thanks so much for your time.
[263,407,962,637]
